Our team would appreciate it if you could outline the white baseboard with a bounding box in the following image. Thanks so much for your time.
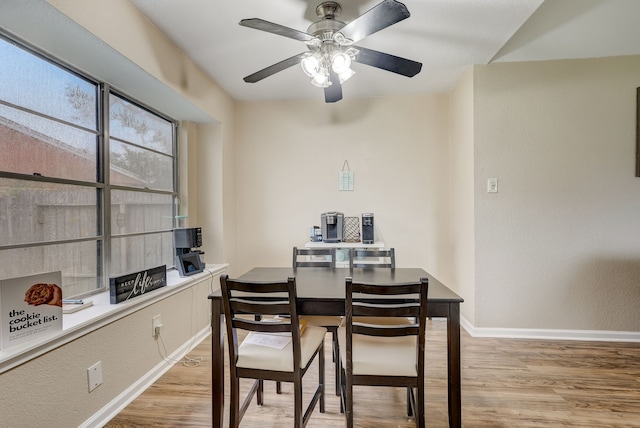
[460,316,640,342]
[79,326,211,428]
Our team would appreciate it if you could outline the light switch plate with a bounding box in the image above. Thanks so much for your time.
[487,178,498,193]
[87,361,103,392]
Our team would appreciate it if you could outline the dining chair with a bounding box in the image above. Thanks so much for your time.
[338,276,429,428]
[293,246,343,396]
[349,247,395,269]
[219,274,326,428]
[292,246,337,268]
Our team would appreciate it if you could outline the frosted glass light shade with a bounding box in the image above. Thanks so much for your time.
[301,55,320,77]
[331,52,351,74]
[338,68,355,84]
[311,71,330,87]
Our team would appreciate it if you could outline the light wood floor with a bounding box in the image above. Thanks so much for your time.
[105,319,640,427]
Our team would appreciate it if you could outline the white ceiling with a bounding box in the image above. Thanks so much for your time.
[129,0,640,103]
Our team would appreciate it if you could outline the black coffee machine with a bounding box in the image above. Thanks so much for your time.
[174,227,203,256]
[362,213,374,244]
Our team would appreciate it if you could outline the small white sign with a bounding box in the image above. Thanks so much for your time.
[339,171,354,191]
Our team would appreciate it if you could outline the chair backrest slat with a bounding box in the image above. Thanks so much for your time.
[293,246,337,269]
[229,298,290,316]
[352,323,418,337]
[233,317,292,333]
[352,302,420,318]
[349,248,395,269]
[226,280,291,293]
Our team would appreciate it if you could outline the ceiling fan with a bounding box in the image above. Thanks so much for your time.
[239,0,422,103]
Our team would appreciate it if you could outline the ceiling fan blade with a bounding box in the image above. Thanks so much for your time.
[337,0,410,43]
[324,71,343,103]
[239,18,317,43]
[243,53,307,83]
[353,45,422,77]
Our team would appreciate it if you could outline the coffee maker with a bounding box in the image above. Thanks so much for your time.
[174,227,203,256]
[362,213,374,244]
[321,212,344,243]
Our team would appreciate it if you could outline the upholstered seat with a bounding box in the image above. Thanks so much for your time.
[338,329,418,376]
[237,326,327,371]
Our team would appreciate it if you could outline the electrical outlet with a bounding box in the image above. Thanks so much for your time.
[87,361,103,392]
[152,314,163,337]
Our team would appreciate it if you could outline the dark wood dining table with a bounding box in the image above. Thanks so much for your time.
[208,267,464,428]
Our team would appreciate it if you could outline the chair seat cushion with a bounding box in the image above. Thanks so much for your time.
[237,325,327,372]
[338,326,417,377]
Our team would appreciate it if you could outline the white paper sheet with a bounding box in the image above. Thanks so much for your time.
[243,332,292,349]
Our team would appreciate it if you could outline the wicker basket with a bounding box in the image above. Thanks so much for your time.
[342,217,361,242]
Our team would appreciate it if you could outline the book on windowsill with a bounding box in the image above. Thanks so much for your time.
[62,299,93,314]
[1,271,63,350]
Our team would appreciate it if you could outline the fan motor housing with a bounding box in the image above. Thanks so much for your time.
[316,1,341,19]
[307,19,345,38]
[308,1,346,38]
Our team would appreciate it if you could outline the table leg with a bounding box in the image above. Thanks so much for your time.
[447,302,461,428]
[211,298,224,428]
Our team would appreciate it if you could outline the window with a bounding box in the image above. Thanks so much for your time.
[0,35,177,297]
[107,94,176,277]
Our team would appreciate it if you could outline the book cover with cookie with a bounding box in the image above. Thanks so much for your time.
[1,271,63,350]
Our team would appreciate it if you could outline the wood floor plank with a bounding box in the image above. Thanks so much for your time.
[105,319,640,427]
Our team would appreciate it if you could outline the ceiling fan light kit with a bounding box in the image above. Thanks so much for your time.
[300,46,358,88]
[239,0,422,103]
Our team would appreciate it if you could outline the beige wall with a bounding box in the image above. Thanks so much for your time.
[234,95,452,278]
[195,122,239,273]
[449,68,476,324]
[474,55,640,331]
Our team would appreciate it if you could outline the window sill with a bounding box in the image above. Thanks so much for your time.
[0,264,227,374]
